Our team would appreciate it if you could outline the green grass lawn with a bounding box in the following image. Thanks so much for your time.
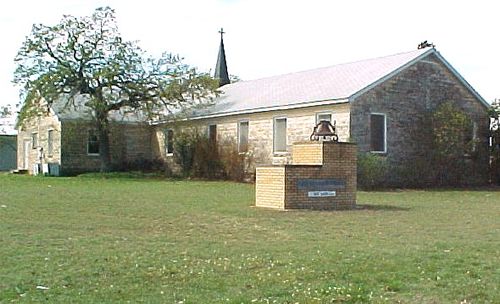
[0,174,499,303]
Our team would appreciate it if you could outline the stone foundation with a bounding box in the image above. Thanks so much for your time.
[256,141,357,210]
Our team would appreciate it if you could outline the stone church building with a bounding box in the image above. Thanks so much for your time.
[16,96,150,176]
[17,34,490,185]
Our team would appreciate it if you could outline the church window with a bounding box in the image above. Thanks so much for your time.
[464,121,478,153]
[47,130,54,156]
[208,125,217,146]
[238,121,249,153]
[472,121,478,151]
[164,129,174,155]
[31,132,38,149]
[87,130,99,155]
[316,112,332,123]
[273,117,287,153]
[370,113,386,153]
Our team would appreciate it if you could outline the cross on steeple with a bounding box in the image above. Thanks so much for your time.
[214,27,230,87]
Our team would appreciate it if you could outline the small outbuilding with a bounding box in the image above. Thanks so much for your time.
[0,117,17,171]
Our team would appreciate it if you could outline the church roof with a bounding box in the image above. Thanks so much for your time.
[191,48,488,119]
[50,94,146,123]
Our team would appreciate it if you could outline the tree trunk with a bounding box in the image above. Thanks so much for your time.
[96,111,112,172]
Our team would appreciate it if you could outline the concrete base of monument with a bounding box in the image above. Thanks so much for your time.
[255,141,357,210]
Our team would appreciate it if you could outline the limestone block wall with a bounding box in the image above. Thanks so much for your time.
[59,121,101,173]
[151,126,181,173]
[153,103,351,170]
[124,124,153,162]
[17,112,62,173]
[60,121,152,175]
[256,142,357,210]
[18,114,153,175]
[350,53,489,185]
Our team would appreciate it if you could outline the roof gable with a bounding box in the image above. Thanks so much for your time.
[350,50,489,108]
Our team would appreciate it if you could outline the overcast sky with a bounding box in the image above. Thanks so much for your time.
[0,0,498,111]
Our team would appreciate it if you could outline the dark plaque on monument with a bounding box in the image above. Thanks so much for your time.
[297,179,346,190]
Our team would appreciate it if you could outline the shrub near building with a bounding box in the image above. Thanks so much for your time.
[172,129,251,181]
[357,102,487,189]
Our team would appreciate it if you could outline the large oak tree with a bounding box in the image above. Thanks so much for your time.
[14,7,219,171]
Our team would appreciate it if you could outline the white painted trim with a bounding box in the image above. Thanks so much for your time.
[315,111,333,124]
[273,116,288,154]
[420,59,440,65]
[370,113,387,154]
[86,129,100,156]
[272,152,290,157]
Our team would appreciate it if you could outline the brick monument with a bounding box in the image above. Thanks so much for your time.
[255,141,357,210]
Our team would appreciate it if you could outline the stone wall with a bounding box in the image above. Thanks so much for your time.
[17,112,62,173]
[350,53,490,186]
[17,112,152,175]
[60,121,152,175]
[153,103,351,169]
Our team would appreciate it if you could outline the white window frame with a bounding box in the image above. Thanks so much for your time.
[315,112,333,124]
[238,120,249,153]
[164,129,174,156]
[370,113,387,154]
[31,132,38,149]
[87,130,100,156]
[273,116,288,154]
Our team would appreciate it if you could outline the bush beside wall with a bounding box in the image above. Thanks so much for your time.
[172,129,251,182]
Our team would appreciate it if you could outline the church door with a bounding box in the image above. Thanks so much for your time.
[23,140,30,169]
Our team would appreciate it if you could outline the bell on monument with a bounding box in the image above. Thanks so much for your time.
[310,120,339,142]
